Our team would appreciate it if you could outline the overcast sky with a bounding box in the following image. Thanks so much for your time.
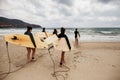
[0,0,120,28]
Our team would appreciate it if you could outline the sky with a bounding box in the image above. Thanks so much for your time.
[0,0,120,28]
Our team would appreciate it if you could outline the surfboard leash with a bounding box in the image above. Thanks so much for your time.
[48,46,70,80]
[0,42,25,80]
[48,46,58,80]
[0,42,11,80]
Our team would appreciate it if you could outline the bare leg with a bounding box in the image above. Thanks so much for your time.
[26,48,31,63]
[60,51,65,66]
[76,38,78,46]
[75,38,77,46]
[32,48,36,59]
[75,38,78,47]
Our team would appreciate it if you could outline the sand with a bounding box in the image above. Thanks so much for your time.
[0,36,120,80]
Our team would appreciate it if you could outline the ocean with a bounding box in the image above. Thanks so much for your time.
[0,28,120,42]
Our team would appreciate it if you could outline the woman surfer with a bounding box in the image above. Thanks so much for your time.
[58,27,71,66]
[24,26,36,63]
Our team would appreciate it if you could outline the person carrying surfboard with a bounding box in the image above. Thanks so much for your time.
[74,28,80,47]
[24,26,36,63]
[58,27,71,66]
[53,28,58,36]
[42,27,48,39]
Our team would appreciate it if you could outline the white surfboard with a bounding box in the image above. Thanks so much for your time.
[44,35,58,45]
[77,34,80,39]
[34,32,53,39]
[53,38,74,51]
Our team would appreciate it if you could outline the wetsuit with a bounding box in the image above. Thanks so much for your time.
[53,31,58,36]
[74,30,79,38]
[24,31,36,48]
[58,33,71,50]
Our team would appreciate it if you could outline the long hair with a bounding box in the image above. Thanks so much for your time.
[27,26,32,31]
[61,27,65,34]
[42,27,45,32]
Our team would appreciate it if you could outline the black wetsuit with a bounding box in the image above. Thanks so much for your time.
[53,31,58,36]
[74,30,79,38]
[24,31,36,48]
[58,33,71,50]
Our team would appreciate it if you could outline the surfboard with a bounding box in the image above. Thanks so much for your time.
[34,32,53,39]
[44,34,58,45]
[77,34,80,39]
[53,38,74,51]
[5,34,48,48]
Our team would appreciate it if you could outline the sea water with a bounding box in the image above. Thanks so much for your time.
[0,28,120,42]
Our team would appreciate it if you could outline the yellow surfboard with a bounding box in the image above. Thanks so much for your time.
[5,34,48,48]
[53,38,74,51]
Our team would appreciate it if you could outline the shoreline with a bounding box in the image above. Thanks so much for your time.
[1,35,120,43]
[1,27,120,42]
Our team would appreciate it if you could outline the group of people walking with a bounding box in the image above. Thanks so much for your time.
[24,26,80,66]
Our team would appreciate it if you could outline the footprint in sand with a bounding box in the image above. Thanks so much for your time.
[79,54,88,58]
[112,65,116,68]
[73,59,81,63]
[73,51,81,55]
[74,55,79,59]
[65,73,68,79]
[74,55,81,62]
[94,58,99,62]
[73,64,77,69]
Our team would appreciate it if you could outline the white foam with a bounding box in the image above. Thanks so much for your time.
[0,28,120,42]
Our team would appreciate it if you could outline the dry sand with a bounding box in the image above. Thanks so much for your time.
[0,36,120,80]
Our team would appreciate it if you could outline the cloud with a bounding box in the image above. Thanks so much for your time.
[58,5,73,16]
[54,0,74,6]
[96,0,120,6]
[97,16,119,22]
[0,0,120,28]
[97,0,113,3]
[91,0,119,13]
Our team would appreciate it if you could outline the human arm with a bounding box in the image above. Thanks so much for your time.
[65,35,71,50]
[29,33,36,48]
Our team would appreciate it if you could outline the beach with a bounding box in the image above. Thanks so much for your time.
[0,36,120,80]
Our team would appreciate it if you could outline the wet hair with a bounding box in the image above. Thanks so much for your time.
[54,29,57,32]
[27,26,32,31]
[42,27,45,32]
[75,28,77,31]
[61,27,65,34]
[53,29,57,34]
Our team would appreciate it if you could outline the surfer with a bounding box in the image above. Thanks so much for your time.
[42,27,48,39]
[24,26,36,63]
[53,29,58,36]
[58,27,71,66]
[74,28,80,47]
